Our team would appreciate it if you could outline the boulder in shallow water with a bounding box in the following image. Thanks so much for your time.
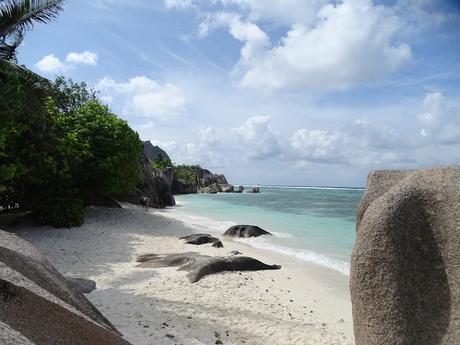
[224,225,272,238]
[0,229,131,344]
[136,252,280,283]
[351,166,460,345]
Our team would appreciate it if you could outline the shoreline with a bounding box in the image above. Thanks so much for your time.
[12,204,354,344]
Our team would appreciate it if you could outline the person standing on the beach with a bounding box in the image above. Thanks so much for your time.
[141,196,150,211]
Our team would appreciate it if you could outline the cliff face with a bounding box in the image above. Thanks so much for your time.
[143,141,170,163]
[350,166,460,345]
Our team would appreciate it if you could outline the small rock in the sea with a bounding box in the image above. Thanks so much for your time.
[165,334,175,339]
[215,340,223,345]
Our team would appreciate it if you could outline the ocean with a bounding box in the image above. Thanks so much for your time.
[170,186,364,275]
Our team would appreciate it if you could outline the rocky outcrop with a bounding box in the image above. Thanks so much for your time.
[171,178,197,194]
[350,166,460,345]
[247,187,260,193]
[120,154,175,208]
[0,229,131,344]
[196,168,234,193]
[143,141,170,163]
[136,252,281,283]
[235,186,244,193]
[224,225,272,238]
[180,234,220,245]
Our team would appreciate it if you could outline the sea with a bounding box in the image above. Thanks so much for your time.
[170,186,364,275]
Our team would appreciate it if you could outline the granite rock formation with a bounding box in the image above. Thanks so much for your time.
[0,229,131,345]
[196,168,234,193]
[171,178,197,194]
[143,141,170,163]
[350,166,460,345]
[224,225,272,238]
[136,252,281,283]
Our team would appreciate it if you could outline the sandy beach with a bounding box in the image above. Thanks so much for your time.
[12,204,354,345]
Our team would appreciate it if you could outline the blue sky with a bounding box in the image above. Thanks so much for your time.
[18,0,460,187]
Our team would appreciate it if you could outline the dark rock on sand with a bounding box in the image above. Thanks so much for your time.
[0,229,131,344]
[212,241,224,248]
[180,234,220,245]
[136,253,281,283]
[351,166,460,345]
[229,250,242,256]
[224,225,272,238]
[65,277,96,294]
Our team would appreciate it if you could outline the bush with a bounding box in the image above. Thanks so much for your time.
[0,75,143,227]
[174,164,201,186]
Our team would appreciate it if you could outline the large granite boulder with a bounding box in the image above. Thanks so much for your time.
[143,141,170,163]
[0,229,131,344]
[171,178,197,194]
[120,154,175,208]
[350,166,460,345]
[179,234,220,245]
[224,225,272,238]
[196,168,233,193]
[136,252,281,283]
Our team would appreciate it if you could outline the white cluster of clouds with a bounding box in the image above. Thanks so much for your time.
[35,51,98,74]
[96,76,186,120]
[167,0,413,92]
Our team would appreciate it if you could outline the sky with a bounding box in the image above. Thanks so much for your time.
[17,0,460,187]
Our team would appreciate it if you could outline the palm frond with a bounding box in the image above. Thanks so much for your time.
[0,0,64,37]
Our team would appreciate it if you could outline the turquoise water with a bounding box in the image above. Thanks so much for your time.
[173,186,364,275]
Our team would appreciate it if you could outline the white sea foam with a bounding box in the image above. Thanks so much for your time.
[235,236,350,275]
[161,206,350,276]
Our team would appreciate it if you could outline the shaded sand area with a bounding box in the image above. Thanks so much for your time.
[12,205,354,345]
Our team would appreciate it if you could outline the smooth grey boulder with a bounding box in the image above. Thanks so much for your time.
[136,252,281,283]
[0,229,131,345]
[180,234,220,245]
[65,277,96,294]
[224,225,272,238]
[350,166,460,345]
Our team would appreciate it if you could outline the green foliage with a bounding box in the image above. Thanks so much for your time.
[173,164,200,186]
[150,156,172,171]
[0,74,143,227]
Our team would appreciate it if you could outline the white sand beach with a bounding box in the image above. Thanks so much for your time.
[13,205,354,345]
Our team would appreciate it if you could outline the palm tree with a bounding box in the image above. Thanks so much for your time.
[1,0,64,62]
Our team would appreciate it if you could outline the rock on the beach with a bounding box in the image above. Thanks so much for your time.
[196,168,234,194]
[350,166,460,345]
[224,225,272,238]
[0,229,131,344]
[180,234,220,245]
[212,241,224,248]
[65,277,96,294]
[136,252,281,283]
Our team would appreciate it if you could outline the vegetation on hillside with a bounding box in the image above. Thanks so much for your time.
[173,164,200,186]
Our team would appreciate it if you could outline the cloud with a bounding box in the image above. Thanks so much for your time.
[232,115,281,160]
[417,92,460,145]
[66,51,98,65]
[290,129,344,163]
[35,50,98,74]
[236,0,411,92]
[35,54,69,74]
[96,76,186,119]
[165,0,193,9]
